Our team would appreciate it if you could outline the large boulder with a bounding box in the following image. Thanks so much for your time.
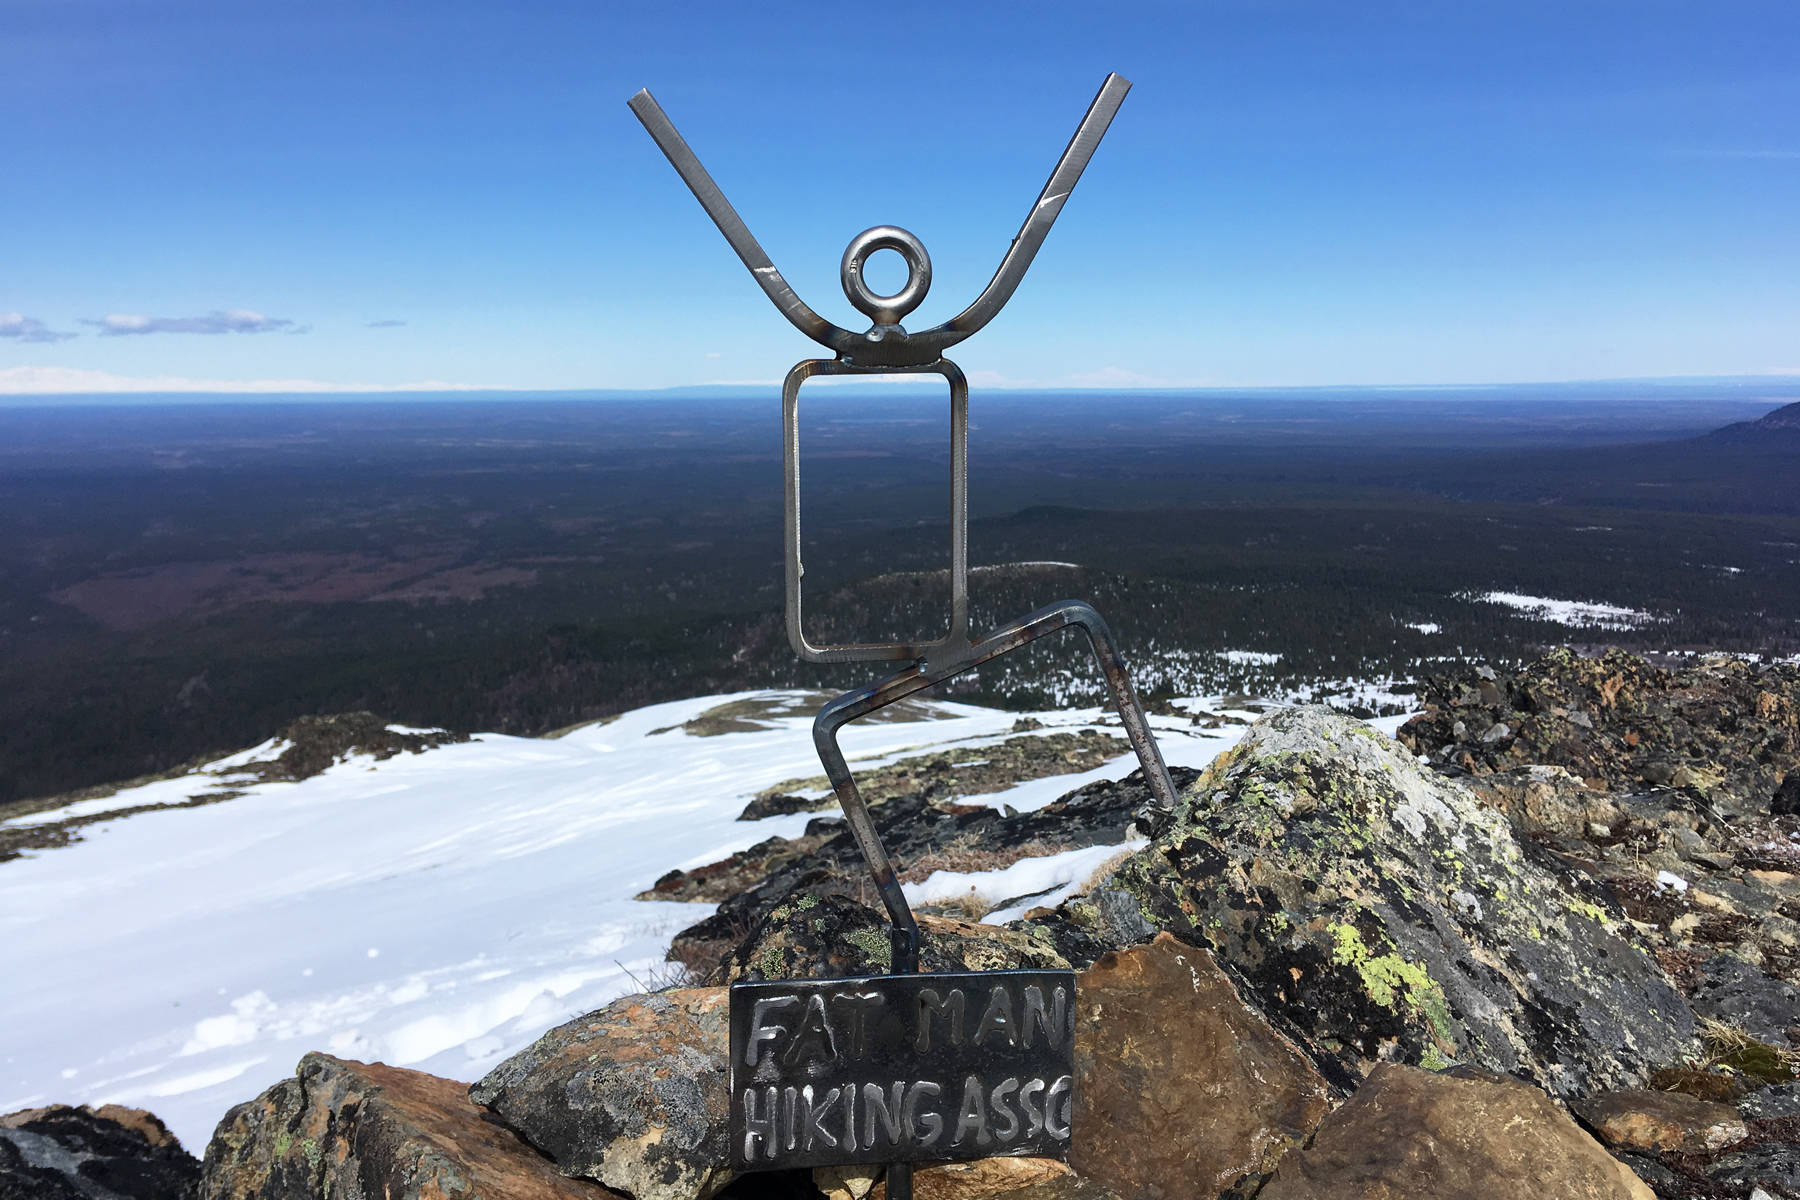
[470,988,730,1200]
[1101,706,1696,1095]
[1069,934,1334,1199]
[200,1053,611,1200]
[1256,1063,1653,1199]
[1,1104,199,1200]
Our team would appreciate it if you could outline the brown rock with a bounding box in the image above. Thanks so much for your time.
[1575,1087,1750,1154]
[1258,1063,1654,1200]
[200,1052,610,1200]
[470,987,731,1200]
[869,1157,1118,1200]
[1069,933,1335,1199]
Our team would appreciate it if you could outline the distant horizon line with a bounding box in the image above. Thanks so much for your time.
[4,369,1800,405]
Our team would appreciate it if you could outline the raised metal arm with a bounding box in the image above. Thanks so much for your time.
[628,74,1130,367]
[916,73,1131,354]
[627,89,858,356]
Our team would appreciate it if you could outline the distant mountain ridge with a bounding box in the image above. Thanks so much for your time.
[1702,399,1800,443]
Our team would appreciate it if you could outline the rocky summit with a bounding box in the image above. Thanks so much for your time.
[16,648,1800,1199]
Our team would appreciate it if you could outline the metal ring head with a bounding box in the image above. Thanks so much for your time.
[840,226,931,327]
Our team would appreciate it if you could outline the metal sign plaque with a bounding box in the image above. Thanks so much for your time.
[728,970,1077,1172]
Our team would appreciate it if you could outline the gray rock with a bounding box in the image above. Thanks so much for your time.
[1109,707,1697,1096]
[1689,955,1800,1046]
[1707,1143,1800,1195]
[1,1104,198,1200]
[471,988,732,1200]
[1741,1082,1800,1120]
[1480,722,1512,744]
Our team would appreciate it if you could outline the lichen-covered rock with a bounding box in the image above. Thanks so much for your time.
[470,988,729,1200]
[1069,934,1334,1199]
[1257,1063,1654,1199]
[714,892,1067,985]
[201,1053,608,1200]
[1,1103,199,1200]
[1104,706,1695,1095]
[1575,1087,1749,1154]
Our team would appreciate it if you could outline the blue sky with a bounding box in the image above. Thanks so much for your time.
[3,0,1797,394]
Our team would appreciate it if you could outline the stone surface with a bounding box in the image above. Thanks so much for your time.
[200,1053,609,1200]
[1,1104,199,1200]
[1068,933,1334,1199]
[1257,1063,1654,1199]
[1575,1087,1749,1154]
[1689,955,1800,1046]
[1468,763,1625,840]
[1398,650,1800,820]
[1743,1082,1800,1120]
[812,1164,880,1200]
[1093,706,1695,1096]
[715,892,1068,984]
[867,1158,1117,1200]
[470,988,729,1200]
[1707,1133,1800,1195]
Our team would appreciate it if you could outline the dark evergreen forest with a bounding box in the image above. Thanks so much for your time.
[2,381,1796,805]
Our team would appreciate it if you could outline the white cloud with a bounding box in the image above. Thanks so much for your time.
[84,309,299,336]
[366,319,406,328]
[0,312,78,343]
[0,366,489,395]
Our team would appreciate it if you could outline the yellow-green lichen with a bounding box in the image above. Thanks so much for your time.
[757,945,784,978]
[794,894,819,911]
[274,1131,292,1158]
[1328,922,1456,1044]
[1568,899,1609,924]
[845,927,893,969]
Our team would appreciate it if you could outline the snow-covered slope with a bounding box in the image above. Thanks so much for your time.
[1,688,1408,1151]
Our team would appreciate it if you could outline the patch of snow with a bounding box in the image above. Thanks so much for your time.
[902,841,1148,927]
[386,724,447,736]
[1467,591,1657,630]
[1655,870,1689,893]
[1216,650,1282,665]
[1405,622,1442,635]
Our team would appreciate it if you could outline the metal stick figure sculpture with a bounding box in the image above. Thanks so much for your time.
[630,75,1180,1192]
